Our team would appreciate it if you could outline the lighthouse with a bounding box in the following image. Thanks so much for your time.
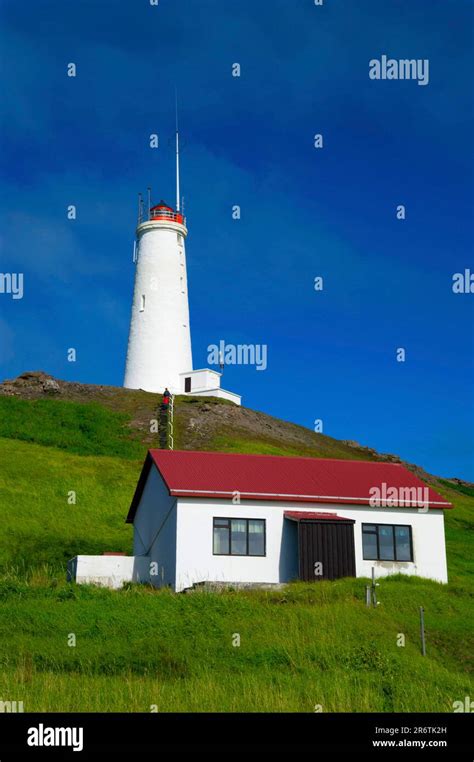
[124,126,241,404]
[123,192,192,393]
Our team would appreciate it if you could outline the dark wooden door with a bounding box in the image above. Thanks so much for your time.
[298,520,356,581]
[184,377,191,393]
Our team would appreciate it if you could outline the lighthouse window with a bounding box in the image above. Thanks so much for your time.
[140,295,145,312]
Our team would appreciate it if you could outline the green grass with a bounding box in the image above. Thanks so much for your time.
[0,437,136,571]
[0,576,472,712]
[0,397,145,459]
[428,481,474,585]
[206,434,378,460]
[0,394,473,712]
[439,478,474,498]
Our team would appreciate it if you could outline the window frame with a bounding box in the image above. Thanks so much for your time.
[362,523,413,562]
[212,517,266,557]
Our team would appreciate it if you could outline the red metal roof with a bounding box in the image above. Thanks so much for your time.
[284,511,354,522]
[126,450,452,522]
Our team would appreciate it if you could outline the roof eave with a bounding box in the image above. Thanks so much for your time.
[170,489,452,509]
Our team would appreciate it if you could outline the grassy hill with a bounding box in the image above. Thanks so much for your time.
[0,372,472,712]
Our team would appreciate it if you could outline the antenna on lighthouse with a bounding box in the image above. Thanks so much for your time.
[175,90,180,212]
[147,186,151,220]
[137,192,143,225]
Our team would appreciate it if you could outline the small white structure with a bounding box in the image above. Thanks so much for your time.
[67,554,150,589]
[179,369,241,404]
[123,127,240,403]
[126,450,452,592]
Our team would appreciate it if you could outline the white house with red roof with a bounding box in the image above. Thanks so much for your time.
[123,450,451,591]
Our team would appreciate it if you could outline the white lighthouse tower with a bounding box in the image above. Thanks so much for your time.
[124,126,241,404]
[123,133,192,394]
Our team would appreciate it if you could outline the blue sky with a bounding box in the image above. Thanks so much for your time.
[1,0,473,479]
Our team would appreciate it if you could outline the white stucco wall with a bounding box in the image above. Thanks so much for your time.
[132,464,177,588]
[178,369,241,405]
[172,499,448,592]
[67,555,150,589]
[174,499,298,591]
[351,505,447,582]
[179,369,221,392]
[124,219,193,394]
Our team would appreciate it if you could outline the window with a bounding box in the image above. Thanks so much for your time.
[213,518,265,556]
[140,294,145,312]
[394,526,412,561]
[362,524,413,562]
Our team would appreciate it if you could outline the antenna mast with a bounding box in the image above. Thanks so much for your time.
[137,192,142,225]
[175,90,180,212]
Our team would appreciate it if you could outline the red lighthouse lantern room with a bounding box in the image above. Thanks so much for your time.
[150,200,184,225]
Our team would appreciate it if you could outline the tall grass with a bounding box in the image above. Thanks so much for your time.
[0,578,472,712]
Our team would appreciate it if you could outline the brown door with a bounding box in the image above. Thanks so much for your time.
[298,519,356,581]
[184,377,191,393]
